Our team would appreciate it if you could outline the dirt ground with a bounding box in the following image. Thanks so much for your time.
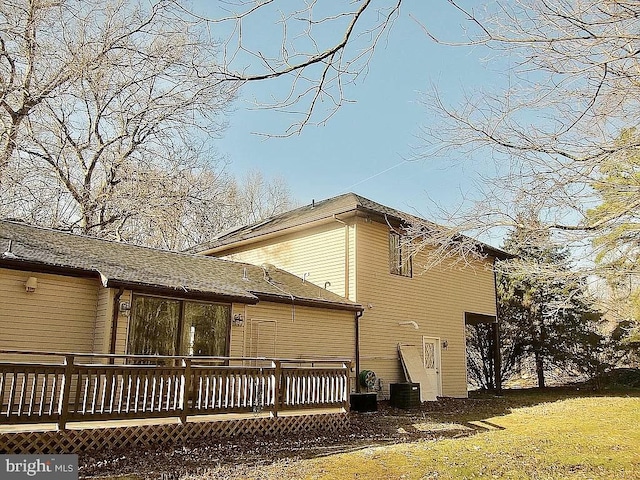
[78,389,595,479]
[78,393,522,479]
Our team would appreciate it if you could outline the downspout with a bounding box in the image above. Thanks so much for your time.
[355,310,363,393]
[336,214,360,392]
[109,287,125,364]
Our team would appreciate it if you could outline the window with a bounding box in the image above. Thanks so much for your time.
[389,231,412,277]
[128,295,230,357]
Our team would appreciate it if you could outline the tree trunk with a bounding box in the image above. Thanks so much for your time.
[535,351,545,388]
[0,119,20,187]
[485,325,495,390]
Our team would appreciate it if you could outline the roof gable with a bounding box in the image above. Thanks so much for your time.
[194,192,510,260]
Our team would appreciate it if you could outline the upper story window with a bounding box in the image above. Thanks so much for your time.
[389,231,412,277]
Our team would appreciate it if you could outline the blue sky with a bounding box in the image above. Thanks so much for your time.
[196,2,501,233]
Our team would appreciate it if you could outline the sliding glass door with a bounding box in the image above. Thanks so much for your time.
[128,295,230,357]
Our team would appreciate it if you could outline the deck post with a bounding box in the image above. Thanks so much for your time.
[180,357,191,424]
[58,354,74,430]
[273,360,281,417]
[346,361,352,411]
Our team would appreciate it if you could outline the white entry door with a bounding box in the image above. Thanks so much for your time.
[422,336,442,401]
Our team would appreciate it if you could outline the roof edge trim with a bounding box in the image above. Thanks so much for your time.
[253,292,363,312]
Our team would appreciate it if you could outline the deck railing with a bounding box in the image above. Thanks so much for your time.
[0,351,351,429]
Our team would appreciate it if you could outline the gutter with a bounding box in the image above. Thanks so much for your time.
[106,280,259,305]
[492,258,503,394]
[0,258,96,279]
[355,309,363,393]
[253,292,363,312]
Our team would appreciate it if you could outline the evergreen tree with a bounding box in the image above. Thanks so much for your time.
[464,218,605,389]
[497,220,603,387]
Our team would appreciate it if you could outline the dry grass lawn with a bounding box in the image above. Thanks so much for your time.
[207,395,640,480]
[85,390,640,480]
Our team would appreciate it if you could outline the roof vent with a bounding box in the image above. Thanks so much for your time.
[311,199,315,208]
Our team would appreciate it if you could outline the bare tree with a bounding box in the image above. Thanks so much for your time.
[413,0,640,281]
[1,0,405,160]
[1,0,406,247]
[113,161,239,251]
[120,169,296,251]
[0,0,84,186]
[1,0,240,247]
[1,0,230,186]
[184,0,403,136]
[230,170,296,226]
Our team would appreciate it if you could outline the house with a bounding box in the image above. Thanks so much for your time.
[0,219,361,364]
[195,193,509,400]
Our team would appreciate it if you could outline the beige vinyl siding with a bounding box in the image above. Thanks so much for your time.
[212,213,499,398]
[355,219,496,398]
[228,301,355,362]
[219,222,350,298]
[229,303,247,358]
[0,268,99,358]
[347,223,356,301]
[249,319,277,358]
[114,290,132,356]
[93,287,114,355]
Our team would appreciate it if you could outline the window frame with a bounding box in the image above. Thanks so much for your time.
[389,231,413,278]
[127,293,232,358]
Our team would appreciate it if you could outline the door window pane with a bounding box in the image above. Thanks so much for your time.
[128,296,180,355]
[181,302,230,356]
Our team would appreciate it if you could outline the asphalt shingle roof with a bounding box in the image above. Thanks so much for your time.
[193,192,510,260]
[0,220,361,311]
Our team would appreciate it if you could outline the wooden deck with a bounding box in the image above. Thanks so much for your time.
[0,351,352,430]
[0,407,345,434]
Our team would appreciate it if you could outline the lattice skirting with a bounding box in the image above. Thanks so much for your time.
[0,413,349,454]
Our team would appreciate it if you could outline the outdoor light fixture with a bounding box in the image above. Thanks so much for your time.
[441,340,449,350]
[24,276,37,293]
[233,313,244,327]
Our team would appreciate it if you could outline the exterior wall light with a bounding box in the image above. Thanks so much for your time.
[233,313,244,327]
[119,300,131,316]
[441,340,448,350]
